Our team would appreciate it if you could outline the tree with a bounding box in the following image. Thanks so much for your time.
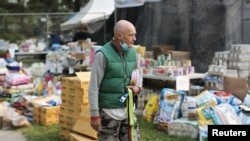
[0,0,90,43]
[62,0,89,12]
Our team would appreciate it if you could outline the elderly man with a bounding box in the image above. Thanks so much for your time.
[88,20,142,141]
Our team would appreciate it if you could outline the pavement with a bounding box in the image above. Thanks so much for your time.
[0,130,27,141]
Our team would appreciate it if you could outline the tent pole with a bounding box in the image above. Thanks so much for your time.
[103,12,106,43]
[114,0,117,23]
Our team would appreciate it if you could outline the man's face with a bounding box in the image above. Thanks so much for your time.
[120,26,136,48]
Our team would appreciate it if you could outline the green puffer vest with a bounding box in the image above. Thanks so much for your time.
[97,42,137,108]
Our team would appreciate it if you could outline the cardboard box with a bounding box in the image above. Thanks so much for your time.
[166,51,190,61]
[75,72,91,81]
[60,105,82,117]
[69,132,97,141]
[72,106,97,139]
[71,53,85,60]
[59,113,78,124]
[152,45,175,59]
[62,87,88,98]
[61,77,90,89]
[223,76,248,101]
[33,106,60,125]
[62,71,91,89]
[40,106,60,115]
[144,51,153,59]
[60,127,71,141]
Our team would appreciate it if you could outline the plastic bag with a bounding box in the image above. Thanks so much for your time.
[143,93,159,122]
[12,115,31,128]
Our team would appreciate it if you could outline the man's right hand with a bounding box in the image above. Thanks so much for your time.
[90,116,101,132]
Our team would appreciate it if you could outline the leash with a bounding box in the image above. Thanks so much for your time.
[120,69,139,141]
[127,88,135,141]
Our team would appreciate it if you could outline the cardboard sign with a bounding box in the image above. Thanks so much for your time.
[223,76,248,101]
[176,76,190,91]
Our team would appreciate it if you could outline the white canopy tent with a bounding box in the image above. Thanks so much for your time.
[60,0,115,33]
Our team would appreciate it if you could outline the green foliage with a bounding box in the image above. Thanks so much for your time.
[27,0,60,13]
[0,15,39,43]
[26,1,45,13]
[0,31,25,43]
[4,3,26,13]
[19,124,61,141]
[0,0,78,43]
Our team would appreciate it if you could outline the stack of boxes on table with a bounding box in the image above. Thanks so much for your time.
[141,45,193,77]
[205,44,250,100]
[139,45,193,90]
[136,44,194,111]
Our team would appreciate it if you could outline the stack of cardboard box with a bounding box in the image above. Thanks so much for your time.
[59,72,97,141]
[33,106,60,125]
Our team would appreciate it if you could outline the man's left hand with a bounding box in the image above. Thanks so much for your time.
[127,85,141,95]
